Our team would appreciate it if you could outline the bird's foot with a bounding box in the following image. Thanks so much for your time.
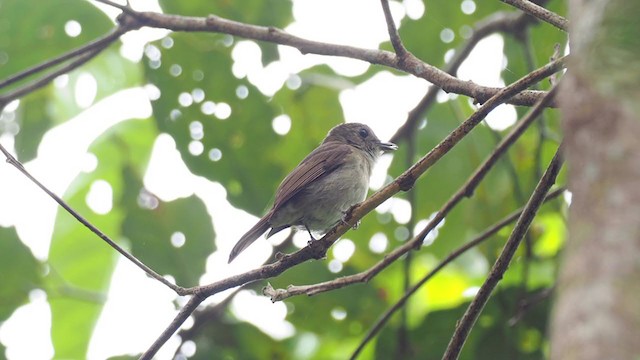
[341,211,360,230]
[305,225,317,243]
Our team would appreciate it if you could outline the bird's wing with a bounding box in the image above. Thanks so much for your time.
[272,141,352,210]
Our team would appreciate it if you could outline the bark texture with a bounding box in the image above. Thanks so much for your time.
[552,1,640,359]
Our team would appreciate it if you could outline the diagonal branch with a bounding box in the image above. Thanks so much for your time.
[0,12,142,111]
[0,25,128,91]
[141,293,206,360]
[442,144,564,360]
[349,187,565,359]
[500,0,569,31]
[264,82,560,303]
[0,49,100,109]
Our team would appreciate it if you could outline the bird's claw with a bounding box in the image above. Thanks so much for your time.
[341,211,360,229]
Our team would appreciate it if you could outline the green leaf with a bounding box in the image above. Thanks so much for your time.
[371,286,550,360]
[47,118,157,358]
[190,319,292,360]
[47,193,118,359]
[12,89,54,161]
[0,226,41,321]
[47,48,143,123]
[145,32,281,214]
[0,0,112,82]
[2,0,135,162]
[533,211,566,257]
[11,47,142,162]
[122,176,216,287]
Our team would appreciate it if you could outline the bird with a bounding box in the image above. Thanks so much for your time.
[228,122,397,263]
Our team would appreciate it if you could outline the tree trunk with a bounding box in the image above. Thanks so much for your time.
[551,1,640,359]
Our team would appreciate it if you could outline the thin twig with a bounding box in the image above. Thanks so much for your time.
[396,120,418,358]
[500,0,569,31]
[0,26,128,91]
[442,145,564,360]
[508,285,554,326]
[0,49,100,109]
[94,0,137,14]
[0,144,188,295]
[380,0,408,57]
[140,51,564,360]
[351,187,565,359]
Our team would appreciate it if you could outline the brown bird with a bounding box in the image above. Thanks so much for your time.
[228,123,397,263]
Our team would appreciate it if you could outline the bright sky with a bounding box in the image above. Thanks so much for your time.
[0,0,509,359]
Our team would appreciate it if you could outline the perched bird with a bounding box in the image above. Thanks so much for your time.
[228,123,397,263]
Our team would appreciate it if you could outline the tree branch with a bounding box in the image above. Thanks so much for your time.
[0,49,99,109]
[93,3,563,107]
[442,145,564,360]
[508,285,554,326]
[0,25,128,91]
[2,2,564,110]
[500,0,569,31]
[380,0,408,57]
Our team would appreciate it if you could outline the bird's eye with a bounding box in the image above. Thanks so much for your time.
[358,128,369,138]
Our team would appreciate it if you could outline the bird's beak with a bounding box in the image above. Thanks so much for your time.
[378,141,398,152]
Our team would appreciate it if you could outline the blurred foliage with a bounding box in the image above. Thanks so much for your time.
[0,0,568,359]
[0,226,41,321]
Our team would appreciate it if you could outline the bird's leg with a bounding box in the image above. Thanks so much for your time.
[305,225,317,245]
[341,210,360,230]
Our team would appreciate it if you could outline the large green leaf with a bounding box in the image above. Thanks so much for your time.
[11,89,53,161]
[46,47,143,124]
[0,226,41,321]
[122,174,215,287]
[47,182,120,359]
[145,32,280,214]
[0,0,112,82]
[47,118,156,358]
[190,318,293,360]
[12,47,142,162]
[1,0,142,162]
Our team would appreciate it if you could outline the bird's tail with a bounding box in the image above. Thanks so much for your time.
[228,215,271,263]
